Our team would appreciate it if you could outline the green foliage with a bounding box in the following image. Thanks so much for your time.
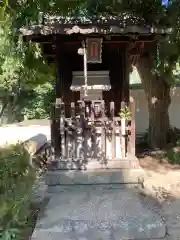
[20,82,55,119]
[0,144,36,239]
[0,0,8,21]
[166,148,180,164]
[0,17,55,121]
[165,136,180,164]
[119,106,131,120]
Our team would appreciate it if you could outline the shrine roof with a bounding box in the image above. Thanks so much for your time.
[20,12,172,37]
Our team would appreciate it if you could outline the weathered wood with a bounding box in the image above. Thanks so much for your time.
[109,49,123,115]
[21,12,171,37]
[55,37,64,100]
[50,104,60,158]
[129,97,136,156]
[122,45,130,103]
[50,100,135,166]
[55,37,73,107]
[110,101,116,159]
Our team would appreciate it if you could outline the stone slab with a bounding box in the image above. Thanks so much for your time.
[23,134,47,156]
[32,185,166,240]
[49,158,140,171]
[45,168,145,186]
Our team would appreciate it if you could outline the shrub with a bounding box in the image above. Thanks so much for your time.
[166,147,180,164]
[165,139,180,164]
[0,144,36,239]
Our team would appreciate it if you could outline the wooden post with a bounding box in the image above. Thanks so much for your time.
[59,102,65,158]
[51,102,62,159]
[129,96,136,156]
[110,101,116,159]
[122,45,130,103]
[55,36,65,100]
[50,103,58,160]
[51,37,66,159]
[120,101,126,159]
[55,35,72,111]
[109,49,122,115]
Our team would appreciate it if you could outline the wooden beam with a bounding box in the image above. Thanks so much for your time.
[38,39,155,46]
[62,40,155,45]
[104,40,155,44]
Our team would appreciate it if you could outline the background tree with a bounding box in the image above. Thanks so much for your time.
[0,15,55,123]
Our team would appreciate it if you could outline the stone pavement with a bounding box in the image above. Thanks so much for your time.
[32,184,166,240]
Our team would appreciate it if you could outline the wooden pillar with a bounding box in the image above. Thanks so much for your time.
[109,49,123,116]
[122,45,130,103]
[55,36,73,116]
[55,36,65,100]
[50,103,61,159]
[129,96,136,156]
[51,37,70,159]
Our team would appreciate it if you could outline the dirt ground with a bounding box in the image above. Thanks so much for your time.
[139,155,180,172]
[138,155,180,239]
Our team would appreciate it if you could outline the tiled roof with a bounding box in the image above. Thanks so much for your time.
[20,12,172,36]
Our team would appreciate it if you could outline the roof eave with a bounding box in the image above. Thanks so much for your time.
[20,24,172,37]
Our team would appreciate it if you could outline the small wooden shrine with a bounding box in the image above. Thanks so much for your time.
[21,13,170,169]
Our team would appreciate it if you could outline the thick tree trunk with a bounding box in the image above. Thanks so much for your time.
[136,56,171,149]
[0,101,7,118]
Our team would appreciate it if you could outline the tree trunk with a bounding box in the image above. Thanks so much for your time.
[0,101,7,118]
[136,56,171,149]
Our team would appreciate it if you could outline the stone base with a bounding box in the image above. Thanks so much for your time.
[32,185,166,240]
[46,157,145,186]
[45,168,145,186]
[48,157,140,171]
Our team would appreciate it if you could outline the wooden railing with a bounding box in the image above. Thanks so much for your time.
[50,99,135,164]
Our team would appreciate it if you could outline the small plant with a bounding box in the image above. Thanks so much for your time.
[166,148,180,164]
[0,144,36,239]
[119,106,131,121]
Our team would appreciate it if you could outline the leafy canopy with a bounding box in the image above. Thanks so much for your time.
[0,16,54,120]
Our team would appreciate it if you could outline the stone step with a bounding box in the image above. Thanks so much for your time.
[48,159,140,171]
[32,185,166,240]
[47,184,139,195]
[45,168,145,186]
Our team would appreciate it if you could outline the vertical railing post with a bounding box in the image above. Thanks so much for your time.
[130,96,136,156]
[51,99,63,160]
[110,101,116,159]
[120,101,126,159]
[76,101,84,160]
[71,102,75,118]
[67,102,75,159]
[101,101,106,161]
[61,102,65,158]
[55,98,65,159]
[50,103,57,160]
